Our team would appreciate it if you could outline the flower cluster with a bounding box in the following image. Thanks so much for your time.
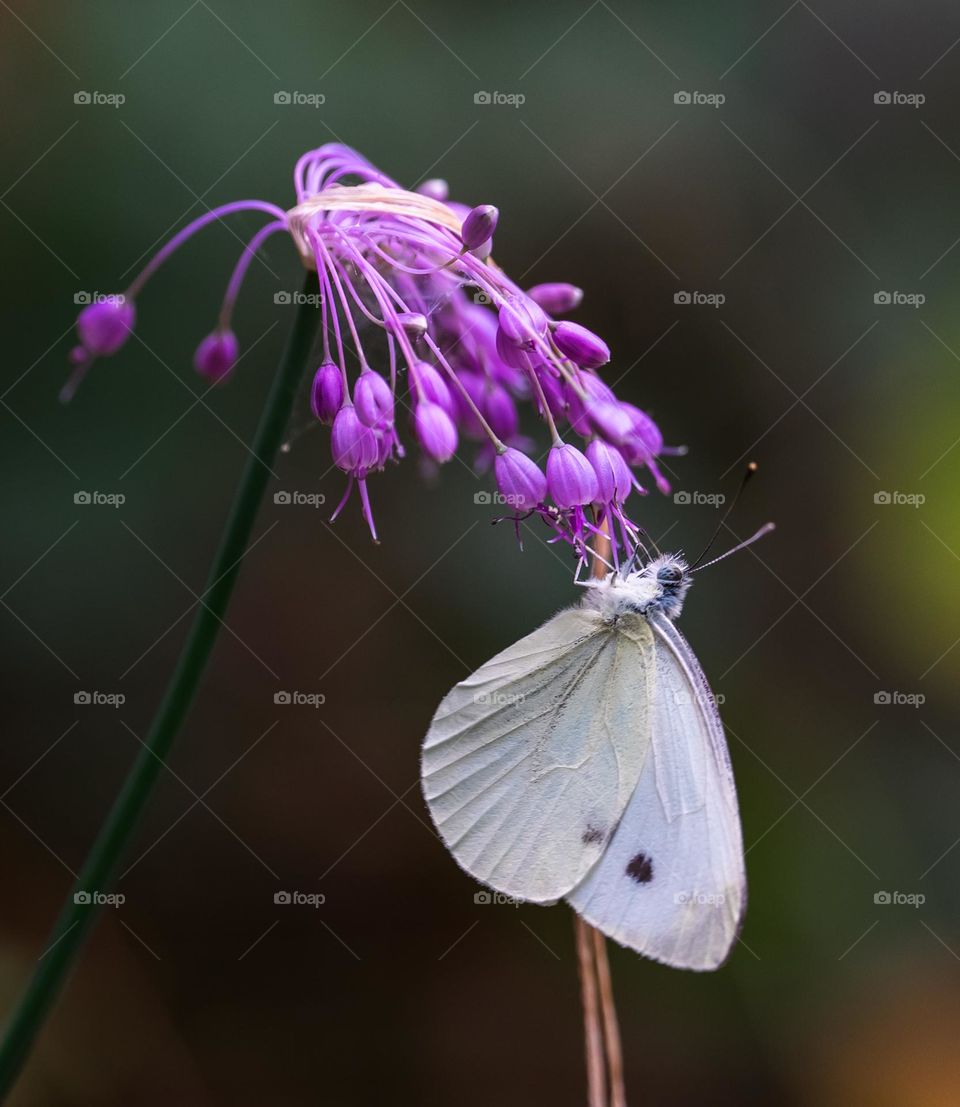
[66,143,680,567]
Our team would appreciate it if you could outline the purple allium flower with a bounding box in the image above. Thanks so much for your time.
[415,401,458,462]
[460,204,499,253]
[66,142,678,560]
[412,361,454,414]
[552,321,611,369]
[526,282,583,315]
[354,370,394,428]
[76,297,135,357]
[498,295,548,350]
[448,370,487,438]
[409,363,453,418]
[494,324,532,371]
[621,403,678,494]
[587,439,633,504]
[417,178,449,202]
[62,297,135,400]
[547,443,600,509]
[194,329,239,383]
[567,373,616,436]
[588,401,634,445]
[535,367,566,421]
[494,447,547,510]
[483,383,519,441]
[310,361,344,424]
[331,404,378,474]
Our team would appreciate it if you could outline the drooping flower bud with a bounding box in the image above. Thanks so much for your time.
[586,439,633,503]
[417,178,449,201]
[450,370,486,437]
[498,296,548,349]
[483,383,519,440]
[567,373,616,436]
[415,401,458,462]
[620,403,663,462]
[413,362,453,414]
[457,301,523,392]
[494,325,530,370]
[331,405,379,473]
[526,282,583,315]
[310,361,344,424]
[535,367,566,420]
[460,204,499,252]
[620,404,670,493]
[547,443,600,508]
[494,447,547,510]
[589,401,633,444]
[553,321,610,369]
[354,370,394,428]
[194,329,238,382]
[76,297,135,357]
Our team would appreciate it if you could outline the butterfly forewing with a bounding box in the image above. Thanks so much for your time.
[565,611,745,971]
[422,607,655,903]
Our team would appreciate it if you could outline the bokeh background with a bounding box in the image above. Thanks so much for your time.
[2,1,960,1103]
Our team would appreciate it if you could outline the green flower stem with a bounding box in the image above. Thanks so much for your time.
[0,270,321,1099]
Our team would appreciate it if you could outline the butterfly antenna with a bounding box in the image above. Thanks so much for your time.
[689,461,759,570]
[692,522,775,572]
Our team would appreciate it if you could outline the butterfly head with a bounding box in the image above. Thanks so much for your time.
[635,553,691,619]
[584,553,692,621]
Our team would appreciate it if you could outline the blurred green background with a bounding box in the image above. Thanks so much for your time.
[2,0,960,1103]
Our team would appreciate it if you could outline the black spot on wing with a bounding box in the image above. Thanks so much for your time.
[626,851,654,884]
[581,825,605,845]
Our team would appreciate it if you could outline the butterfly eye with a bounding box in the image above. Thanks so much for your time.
[657,565,683,586]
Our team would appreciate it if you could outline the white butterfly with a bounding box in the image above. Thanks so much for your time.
[421,552,746,971]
